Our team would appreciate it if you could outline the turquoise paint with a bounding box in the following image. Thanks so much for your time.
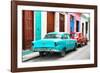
[32,32,77,52]
[34,11,41,40]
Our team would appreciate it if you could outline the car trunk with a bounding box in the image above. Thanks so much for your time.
[34,39,56,48]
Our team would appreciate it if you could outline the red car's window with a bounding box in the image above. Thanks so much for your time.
[78,33,82,37]
[70,34,77,37]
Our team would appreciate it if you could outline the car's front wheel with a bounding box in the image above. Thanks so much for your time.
[84,42,87,45]
[73,43,77,51]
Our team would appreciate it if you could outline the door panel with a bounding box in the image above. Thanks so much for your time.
[76,20,80,32]
[22,10,34,50]
[86,22,88,34]
[66,40,72,50]
[70,15,74,32]
[59,14,65,32]
[47,12,55,33]
[82,23,84,35]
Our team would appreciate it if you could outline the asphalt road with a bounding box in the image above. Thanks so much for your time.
[23,43,90,62]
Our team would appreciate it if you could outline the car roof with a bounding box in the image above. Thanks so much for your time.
[47,32,69,35]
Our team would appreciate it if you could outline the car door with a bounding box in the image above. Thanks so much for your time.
[62,34,73,51]
[67,34,74,50]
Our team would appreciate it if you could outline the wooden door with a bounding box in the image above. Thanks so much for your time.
[76,20,80,32]
[59,14,65,32]
[22,10,34,50]
[85,22,88,34]
[82,23,84,35]
[47,12,55,33]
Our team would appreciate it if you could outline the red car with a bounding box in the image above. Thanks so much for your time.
[70,32,88,46]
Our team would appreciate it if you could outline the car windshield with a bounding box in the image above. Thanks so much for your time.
[44,34,62,39]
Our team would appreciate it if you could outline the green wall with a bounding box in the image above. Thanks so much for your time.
[34,11,41,40]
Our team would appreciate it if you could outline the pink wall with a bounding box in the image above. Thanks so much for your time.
[67,13,81,33]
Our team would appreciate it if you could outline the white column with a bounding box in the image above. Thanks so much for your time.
[80,19,82,33]
[87,21,90,40]
[41,12,47,39]
[80,16,85,36]
[54,12,59,32]
[84,21,86,36]
[80,17,83,33]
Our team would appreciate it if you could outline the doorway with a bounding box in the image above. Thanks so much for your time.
[82,23,84,35]
[47,12,55,33]
[76,20,80,32]
[22,10,34,50]
[70,15,74,32]
[86,22,88,34]
[59,13,65,32]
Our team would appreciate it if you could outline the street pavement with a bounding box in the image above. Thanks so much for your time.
[22,42,90,62]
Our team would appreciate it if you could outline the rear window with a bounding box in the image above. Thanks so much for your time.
[44,34,62,39]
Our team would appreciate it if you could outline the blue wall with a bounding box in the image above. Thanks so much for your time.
[70,18,74,32]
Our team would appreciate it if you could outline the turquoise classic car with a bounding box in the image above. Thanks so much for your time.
[32,32,77,57]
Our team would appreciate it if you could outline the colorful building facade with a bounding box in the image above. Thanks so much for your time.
[22,10,90,50]
[67,13,81,33]
[80,14,90,40]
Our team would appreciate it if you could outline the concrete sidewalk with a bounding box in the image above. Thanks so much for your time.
[22,50,39,62]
